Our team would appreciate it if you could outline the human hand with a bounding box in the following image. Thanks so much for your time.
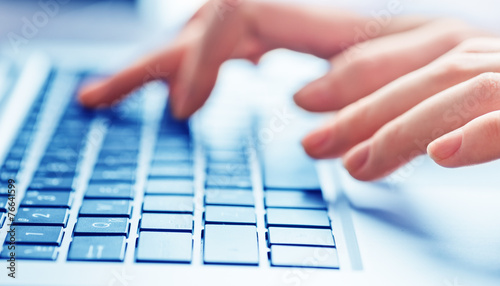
[301,37,500,181]
[78,1,478,118]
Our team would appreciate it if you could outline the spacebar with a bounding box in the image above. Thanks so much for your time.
[203,225,259,265]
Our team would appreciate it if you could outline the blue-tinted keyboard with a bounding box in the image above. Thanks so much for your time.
[0,69,339,269]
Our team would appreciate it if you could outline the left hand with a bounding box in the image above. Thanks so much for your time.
[300,37,500,181]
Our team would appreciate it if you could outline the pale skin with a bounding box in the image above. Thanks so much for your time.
[78,1,500,181]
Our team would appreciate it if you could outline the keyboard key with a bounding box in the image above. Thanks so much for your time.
[140,213,193,231]
[154,149,192,162]
[0,171,17,182]
[204,224,258,265]
[97,151,138,166]
[68,236,126,262]
[14,208,69,226]
[205,206,256,224]
[143,196,193,213]
[266,209,330,228]
[268,227,335,247]
[136,232,192,263]
[30,177,74,190]
[90,168,136,182]
[74,217,129,236]
[0,196,8,212]
[21,191,73,208]
[206,175,252,189]
[263,140,320,190]
[206,150,247,163]
[149,162,193,178]
[0,245,58,260]
[2,159,22,171]
[36,161,77,174]
[0,213,4,227]
[270,245,339,269]
[85,184,134,199]
[79,200,132,217]
[205,189,254,206]
[5,226,64,245]
[206,162,250,176]
[265,190,326,209]
[156,137,190,149]
[145,179,193,195]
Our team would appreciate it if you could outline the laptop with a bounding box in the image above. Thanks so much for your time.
[1,1,500,285]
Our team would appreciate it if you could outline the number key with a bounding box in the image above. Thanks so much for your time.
[14,208,69,226]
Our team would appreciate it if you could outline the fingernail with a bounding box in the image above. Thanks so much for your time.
[428,129,463,161]
[343,142,370,173]
[302,128,329,151]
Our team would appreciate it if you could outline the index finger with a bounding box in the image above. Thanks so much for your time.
[78,41,188,108]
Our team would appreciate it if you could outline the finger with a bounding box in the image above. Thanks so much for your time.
[428,110,500,167]
[172,2,427,118]
[303,52,500,159]
[78,42,187,108]
[294,19,489,112]
[342,72,500,181]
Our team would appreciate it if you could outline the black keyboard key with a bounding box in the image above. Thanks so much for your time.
[268,227,335,247]
[265,190,326,209]
[85,184,134,199]
[74,217,129,236]
[6,226,64,245]
[68,236,126,262]
[149,162,193,178]
[79,200,132,217]
[29,177,74,190]
[143,196,193,213]
[0,245,58,260]
[90,168,136,182]
[140,213,193,232]
[205,206,256,224]
[145,179,193,195]
[206,175,252,189]
[270,245,339,269]
[205,189,254,206]
[204,224,258,265]
[21,191,73,208]
[266,209,330,228]
[14,208,69,226]
[136,232,192,263]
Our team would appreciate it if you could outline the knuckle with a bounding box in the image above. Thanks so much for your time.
[433,53,475,84]
[470,72,500,104]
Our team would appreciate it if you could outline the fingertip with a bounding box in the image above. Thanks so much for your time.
[301,129,329,158]
[78,80,109,108]
[293,81,325,111]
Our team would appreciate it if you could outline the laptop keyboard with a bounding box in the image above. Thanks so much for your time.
[0,70,340,269]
